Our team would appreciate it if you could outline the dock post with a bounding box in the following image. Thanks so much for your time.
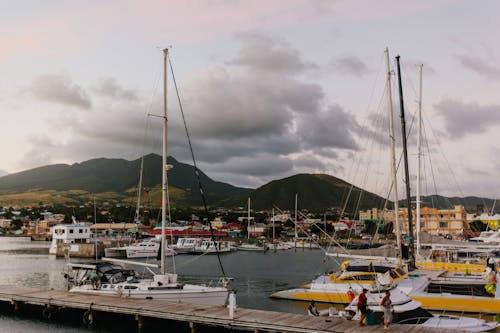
[136,314,143,332]
[228,291,236,319]
[11,300,22,315]
[189,321,196,333]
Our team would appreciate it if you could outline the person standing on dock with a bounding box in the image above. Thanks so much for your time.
[381,290,392,330]
[357,288,368,326]
[308,301,319,316]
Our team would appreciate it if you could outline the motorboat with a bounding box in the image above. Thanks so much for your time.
[172,237,207,254]
[104,239,176,258]
[268,241,293,251]
[343,288,497,331]
[270,259,423,304]
[237,242,267,251]
[191,239,233,254]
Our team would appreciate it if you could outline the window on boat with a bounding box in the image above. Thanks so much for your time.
[396,268,406,276]
[353,274,376,281]
[393,307,433,324]
[389,270,399,279]
[69,229,74,233]
[79,229,83,233]
[339,276,356,281]
[345,265,392,273]
[124,286,137,290]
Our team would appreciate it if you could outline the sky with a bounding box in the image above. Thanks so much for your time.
[2,0,500,201]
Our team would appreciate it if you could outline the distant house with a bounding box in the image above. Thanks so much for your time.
[0,219,12,228]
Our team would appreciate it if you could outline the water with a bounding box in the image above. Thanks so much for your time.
[0,237,339,332]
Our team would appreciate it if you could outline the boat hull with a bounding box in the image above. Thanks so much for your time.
[70,285,229,306]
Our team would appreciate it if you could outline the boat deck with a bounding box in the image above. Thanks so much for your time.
[0,285,471,332]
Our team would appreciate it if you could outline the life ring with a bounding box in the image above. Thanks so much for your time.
[82,310,94,326]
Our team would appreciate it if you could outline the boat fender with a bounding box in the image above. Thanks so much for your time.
[485,283,495,296]
[82,310,94,326]
[42,305,55,320]
[347,288,355,302]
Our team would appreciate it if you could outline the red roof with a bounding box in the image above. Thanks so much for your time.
[148,229,227,237]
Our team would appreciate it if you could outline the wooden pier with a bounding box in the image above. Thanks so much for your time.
[0,286,467,333]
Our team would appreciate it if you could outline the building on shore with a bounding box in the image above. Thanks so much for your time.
[359,205,468,236]
[399,205,467,236]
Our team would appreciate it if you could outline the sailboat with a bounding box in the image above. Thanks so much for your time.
[273,51,500,315]
[66,48,230,305]
[237,198,267,251]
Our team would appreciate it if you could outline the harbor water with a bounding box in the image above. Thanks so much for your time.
[0,237,338,332]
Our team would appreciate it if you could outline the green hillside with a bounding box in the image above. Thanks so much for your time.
[0,154,252,207]
[221,173,387,214]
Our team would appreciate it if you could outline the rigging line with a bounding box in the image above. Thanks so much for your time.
[423,111,467,204]
[168,54,226,278]
[422,119,439,209]
[340,51,385,218]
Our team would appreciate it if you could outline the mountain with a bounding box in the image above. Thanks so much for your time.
[0,170,7,177]
[221,173,387,214]
[0,154,252,207]
[404,195,496,214]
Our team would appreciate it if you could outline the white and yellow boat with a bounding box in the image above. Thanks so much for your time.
[271,259,500,314]
[270,260,425,304]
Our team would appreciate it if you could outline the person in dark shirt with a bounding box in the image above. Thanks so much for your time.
[357,288,368,326]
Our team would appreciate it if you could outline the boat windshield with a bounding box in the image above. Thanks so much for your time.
[394,307,433,324]
[344,264,393,273]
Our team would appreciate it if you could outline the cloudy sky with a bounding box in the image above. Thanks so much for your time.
[2,0,500,200]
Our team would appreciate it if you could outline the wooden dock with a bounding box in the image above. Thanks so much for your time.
[0,286,467,332]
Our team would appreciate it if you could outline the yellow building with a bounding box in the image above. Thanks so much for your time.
[399,205,467,236]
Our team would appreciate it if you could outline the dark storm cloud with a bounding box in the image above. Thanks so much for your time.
[28,74,91,108]
[230,33,318,74]
[296,104,361,151]
[93,77,138,100]
[206,154,294,176]
[456,54,500,80]
[25,34,366,188]
[332,56,370,77]
[434,99,500,138]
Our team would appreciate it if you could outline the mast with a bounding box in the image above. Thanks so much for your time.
[294,193,298,238]
[416,64,423,258]
[160,48,168,275]
[134,155,145,224]
[272,208,275,245]
[395,55,415,268]
[385,48,401,260]
[247,197,251,240]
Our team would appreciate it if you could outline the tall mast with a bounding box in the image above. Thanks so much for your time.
[134,155,145,224]
[395,55,415,268]
[385,48,401,259]
[160,48,169,275]
[416,64,423,258]
[294,193,298,238]
[247,197,251,240]
[272,208,275,244]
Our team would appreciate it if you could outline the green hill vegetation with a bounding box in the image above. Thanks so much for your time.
[221,173,387,214]
[0,154,251,208]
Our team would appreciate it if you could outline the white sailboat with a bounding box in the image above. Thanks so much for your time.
[237,197,267,251]
[67,48,230,305]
